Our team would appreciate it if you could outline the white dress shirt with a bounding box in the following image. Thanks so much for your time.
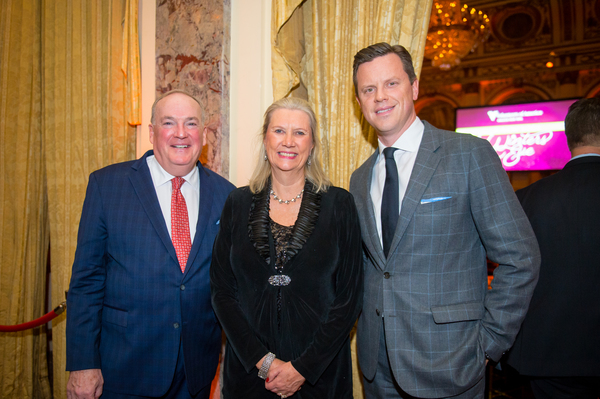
[146,155,200,242]
[371,117,424,248]
[571,153,600,160]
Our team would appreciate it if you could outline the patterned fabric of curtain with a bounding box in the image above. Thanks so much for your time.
[1,0,138,397]
[272,1,432,397]
[0,0,51,397]
[43,1,137,396]
[273,0,432,188]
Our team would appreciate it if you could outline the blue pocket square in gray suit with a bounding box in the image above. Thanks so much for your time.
[421,196,452,204]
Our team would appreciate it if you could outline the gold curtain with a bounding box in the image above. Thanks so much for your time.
[273,0,432,188]
[272,1,432,397]
[1,0,137,397]
[272,0,306,99]
[122,0,142,126]
[43,1,137,397]
[0,0,51,397]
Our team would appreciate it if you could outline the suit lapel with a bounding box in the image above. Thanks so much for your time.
[129,151,179,265]
[357,151,387,270]
[387,123,442,258]
[184,163,215,278]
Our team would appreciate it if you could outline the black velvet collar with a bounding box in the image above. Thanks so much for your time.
[248,178,321,265]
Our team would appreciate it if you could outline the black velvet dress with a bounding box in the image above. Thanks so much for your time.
[210,181,363,398]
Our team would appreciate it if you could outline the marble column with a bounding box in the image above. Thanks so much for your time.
[156,0,231,177]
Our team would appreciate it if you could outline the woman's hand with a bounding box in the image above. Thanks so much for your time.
[265,360,305,397]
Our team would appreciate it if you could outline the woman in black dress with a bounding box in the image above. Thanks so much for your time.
[211,97,363,398]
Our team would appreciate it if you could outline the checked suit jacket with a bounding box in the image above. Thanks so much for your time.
[66,150,234,396]
[349,121,540,398]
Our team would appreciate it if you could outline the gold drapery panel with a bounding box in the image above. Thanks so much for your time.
[0,0,51,396]
[272,1,432,397]
[1,0,137,397]
[122,0,142,126]
[43,1,137,396]
[273,0,432,188]
[272,0,305,100]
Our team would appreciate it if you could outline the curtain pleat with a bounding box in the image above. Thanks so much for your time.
[274,0,432,188]
[0,0,51,397]
[122,0,141,126]
[271,0,305,98]
[0,0,137,396]
[42,1,137,396]
[272,1,433,397]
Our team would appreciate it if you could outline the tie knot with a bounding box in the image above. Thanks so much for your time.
[383,147,398,159]
[172,176,185,191]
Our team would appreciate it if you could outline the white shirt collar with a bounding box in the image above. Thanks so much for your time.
[571,153,600,161]
[146,155,199,192]
[378,117,424,156]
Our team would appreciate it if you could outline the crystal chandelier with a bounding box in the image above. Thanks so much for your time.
[424,1,490,70]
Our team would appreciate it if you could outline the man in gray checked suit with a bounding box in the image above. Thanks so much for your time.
[349,42,541,399]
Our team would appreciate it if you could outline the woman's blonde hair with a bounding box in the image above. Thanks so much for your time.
[249,97,330,193]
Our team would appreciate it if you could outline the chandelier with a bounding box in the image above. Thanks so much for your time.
[424,1,490,70]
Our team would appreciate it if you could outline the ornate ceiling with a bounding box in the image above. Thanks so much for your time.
[417,0,600,131]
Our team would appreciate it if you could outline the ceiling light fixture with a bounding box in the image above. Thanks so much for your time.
[424,1,491,70]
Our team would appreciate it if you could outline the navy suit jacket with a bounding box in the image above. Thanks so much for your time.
[66,150,235,396]
[506,155,600,376]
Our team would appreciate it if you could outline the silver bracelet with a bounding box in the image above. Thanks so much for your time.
[258,352,276,379]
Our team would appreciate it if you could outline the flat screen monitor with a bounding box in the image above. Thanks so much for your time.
[455,99,578,171]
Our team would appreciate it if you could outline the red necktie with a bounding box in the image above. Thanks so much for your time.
[171,177,191,273]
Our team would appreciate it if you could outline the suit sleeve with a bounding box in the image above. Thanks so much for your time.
[66,173,107,371]
[290,193,364,385]
[210,194,270,373]
[468,142,540,361]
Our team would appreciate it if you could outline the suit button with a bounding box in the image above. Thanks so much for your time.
[384,272,390,279]
[376,309,381,316]
[180,284,185,291]
[173,322,180,329]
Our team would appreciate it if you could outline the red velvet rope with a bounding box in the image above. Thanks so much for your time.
[0,302,66,332]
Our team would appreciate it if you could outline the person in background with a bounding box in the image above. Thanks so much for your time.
[349,42,541,399]
[505,97,600,398]
[66,90,234,399]
[211,97,363,398]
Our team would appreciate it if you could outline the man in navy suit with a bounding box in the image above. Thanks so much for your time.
[349,43,540,399]
[66,90,235,399]
[505,97,600,398]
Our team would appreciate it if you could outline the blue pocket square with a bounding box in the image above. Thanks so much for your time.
[216,219,220,225]
[421,196,452,204]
